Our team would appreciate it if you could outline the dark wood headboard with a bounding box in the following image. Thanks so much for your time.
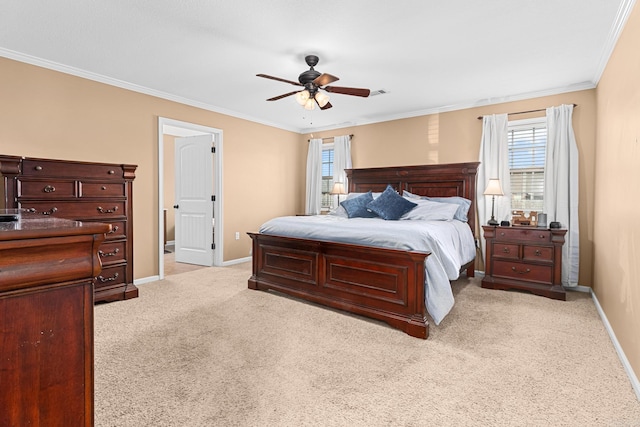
[345,162,480,234]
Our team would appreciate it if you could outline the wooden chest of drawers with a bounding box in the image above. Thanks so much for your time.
[0,155,137,303]
[481,225,567,300]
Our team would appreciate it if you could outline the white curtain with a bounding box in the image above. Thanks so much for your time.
[332,135,352,206]
[545,104,580,287]
[477,114,510,263]
[305,139,323,215]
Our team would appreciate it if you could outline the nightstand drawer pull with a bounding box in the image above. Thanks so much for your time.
[535,249,541,256]
[502,247,511,254]
[42,207,58,215]
[106,225,119,234]
[43,185,56,193]
[539,235,546,239]
[511,267,531,274]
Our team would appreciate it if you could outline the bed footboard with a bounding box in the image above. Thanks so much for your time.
[248,233,430,339]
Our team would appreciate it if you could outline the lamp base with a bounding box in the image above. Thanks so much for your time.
[487,219,499,226]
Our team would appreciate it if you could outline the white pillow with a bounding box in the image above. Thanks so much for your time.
[400,198,458,221]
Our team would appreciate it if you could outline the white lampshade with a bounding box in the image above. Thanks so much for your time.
[304,98,315,110]
[330,182,347,195]
[295,90,310,105]
[314,91,330,108]
[483,178,504,196]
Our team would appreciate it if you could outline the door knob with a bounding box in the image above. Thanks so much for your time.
[173,204,179,209]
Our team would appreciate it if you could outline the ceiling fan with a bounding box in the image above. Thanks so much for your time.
[257,55,370,111]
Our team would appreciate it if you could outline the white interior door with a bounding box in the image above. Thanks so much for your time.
[174,134,214,266]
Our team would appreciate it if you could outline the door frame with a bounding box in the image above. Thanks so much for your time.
[158,117,223,279]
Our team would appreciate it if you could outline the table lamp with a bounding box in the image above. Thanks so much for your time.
[484,178,504,226]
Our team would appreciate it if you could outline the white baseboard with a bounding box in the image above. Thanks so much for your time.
[134,275,159,285]
[591,290,640,401]
[221,256,251,266]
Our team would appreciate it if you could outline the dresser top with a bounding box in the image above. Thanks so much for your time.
[0,211,111,240]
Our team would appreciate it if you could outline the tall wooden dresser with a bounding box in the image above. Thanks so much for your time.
[0,155,138,303]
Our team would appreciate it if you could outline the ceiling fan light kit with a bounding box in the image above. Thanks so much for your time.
[258,55,371,111]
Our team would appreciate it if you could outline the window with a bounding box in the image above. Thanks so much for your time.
[508,118,546,212]
[321,145,334,210]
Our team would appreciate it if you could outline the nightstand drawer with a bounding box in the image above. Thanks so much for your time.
[492,243,519,259]
[493,260,553,284]
[523,245,553,262]
[495,228,550,243]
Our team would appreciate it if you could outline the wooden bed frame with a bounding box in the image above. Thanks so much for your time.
[248,162,479,339]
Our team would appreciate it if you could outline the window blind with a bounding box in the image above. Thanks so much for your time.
[321,148,334,209]
[508,122,546,212]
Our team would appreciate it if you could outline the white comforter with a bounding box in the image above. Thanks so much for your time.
[259,215,476,325]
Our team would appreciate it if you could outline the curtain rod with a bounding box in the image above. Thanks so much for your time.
[476,104,578,120]
[308,134,354,142]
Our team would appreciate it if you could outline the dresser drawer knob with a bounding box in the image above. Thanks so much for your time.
[97,272,119,283]
[106,225,119,234]
[98,248,120,257]
[101,186,107,190]
[26,208,36,213]
[41,207,58,215]
[97,206,118,214]
[535,249,541,256]
[43,185,56,193]
[34,165,42,171]
[539,235,546,239]
[500,232,505,236]
[502,247,510,254]
[108,170,115,175]
[511,267,531,275]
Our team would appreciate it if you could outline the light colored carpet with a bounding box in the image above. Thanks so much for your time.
[94,263,640,426]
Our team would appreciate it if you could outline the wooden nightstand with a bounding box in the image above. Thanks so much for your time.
[481,225,567,300]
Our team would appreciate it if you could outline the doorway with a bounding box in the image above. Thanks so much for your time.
[158,117,223,280]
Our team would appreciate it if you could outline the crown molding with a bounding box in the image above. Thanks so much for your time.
[0,47,301,133]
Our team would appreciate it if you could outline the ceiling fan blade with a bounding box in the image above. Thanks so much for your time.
[319,101,333,110]
[256,74,303,87]
[325,86,371,97]
[313,73,339,87]
[266,91,299,101]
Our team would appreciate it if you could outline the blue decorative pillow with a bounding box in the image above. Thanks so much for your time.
[340,191,377,218]
[366,185,417,220]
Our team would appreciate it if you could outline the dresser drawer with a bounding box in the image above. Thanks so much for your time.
[523,245,553,262]
[19,201,126,219]
[98,241,126,266]
[495,228,550,243]
[493,260,553,284]
[22,159,124,179]
[18,179,76,199]
[492,243,519,259]
[80,181,126,198]
[95,264,126,289]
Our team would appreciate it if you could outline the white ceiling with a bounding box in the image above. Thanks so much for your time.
[0,1,634,133]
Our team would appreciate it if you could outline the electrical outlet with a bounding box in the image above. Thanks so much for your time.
[235,231,240,240]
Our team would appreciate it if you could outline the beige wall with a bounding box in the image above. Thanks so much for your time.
[0,57,305,278]
[594,2,640,381]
